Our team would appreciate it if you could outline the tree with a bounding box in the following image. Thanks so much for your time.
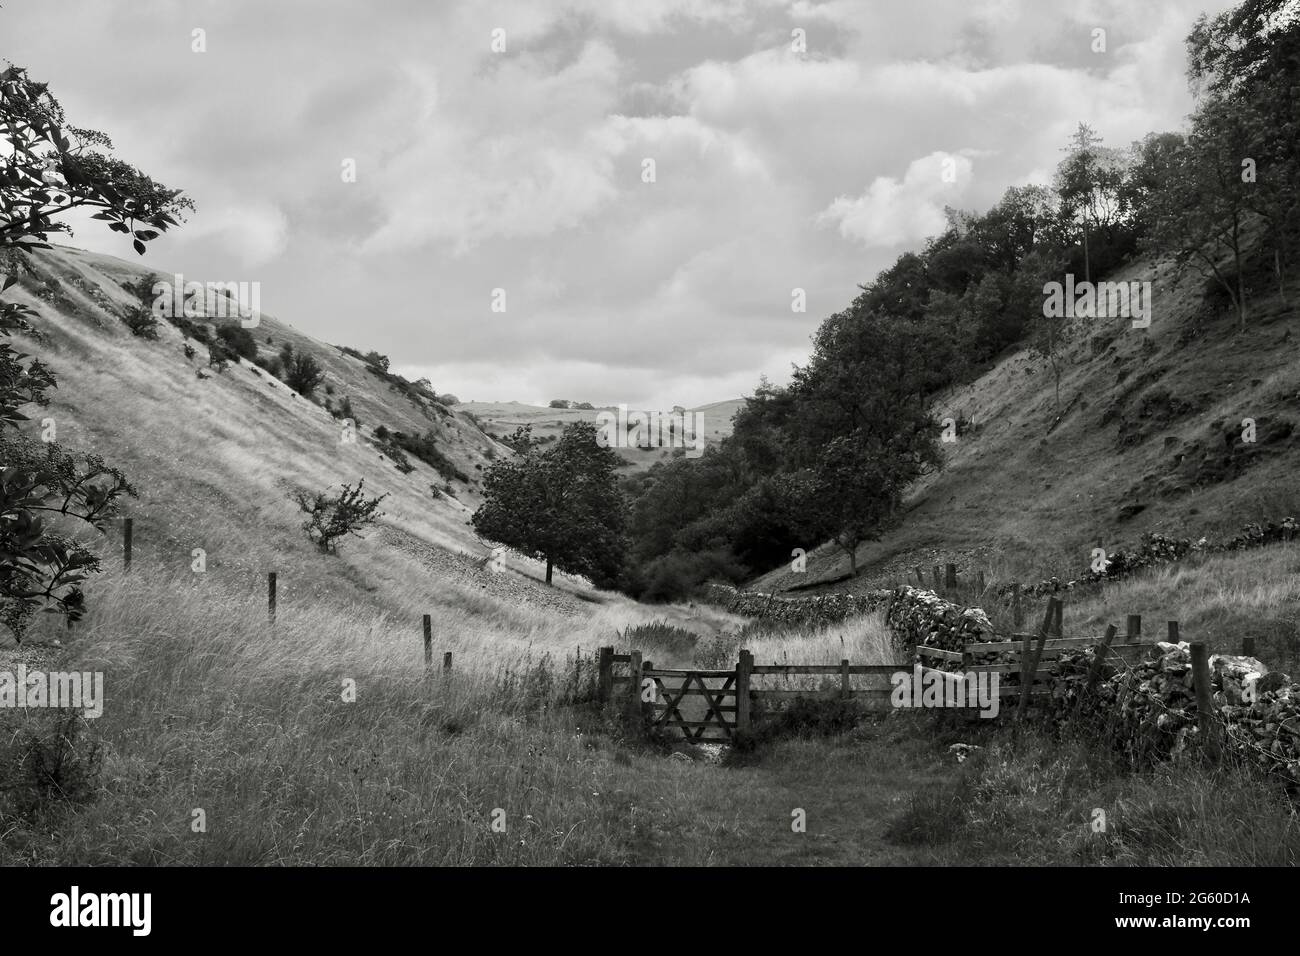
[292,480,387,553]
[472,422,626,586]
[1143,99,1256,328]
[1,65,186,640]
[1055,124,1133,283]
[285,351,325,397]
[787,308,945,575]
[1188,0,1300,300]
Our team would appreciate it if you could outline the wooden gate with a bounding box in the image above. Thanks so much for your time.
[643,667,741,742]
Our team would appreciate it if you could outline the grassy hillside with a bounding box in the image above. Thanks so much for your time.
[756,254,1300,594]
[5,240,1299,867]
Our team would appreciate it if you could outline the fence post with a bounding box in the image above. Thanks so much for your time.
[1053,598,1064,637]
[1167,620,1180,643]
[735,649,753,733]
[1012,584,1023,628]
[945,563,957,591]
[1189,642,1218,759]
[1018,598,1057,722]
[267,572,277,625]
[443,651,453,673]
[1126,614,1141,642]
[915,567,925,586]
[1073,623,1119,720]
[932,566,941,590]
[628,650,644,726]
[597,646,614,704]
[1242,637,1256,657]
[840,658,850,700]
[422,614,432,669]
[123,518,133,571]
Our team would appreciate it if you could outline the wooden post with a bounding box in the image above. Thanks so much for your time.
[932,566,941,590]
[1242,637,1256,657]
[422,614,432,669]
[1167,621,1180,643]
[735,649,753,733]
[267,571,276,624]
[1053,598,1064,637]
[628,650,644,724]
[1126,614,1141,642]
[597,646,614,704]
[1190,642,1217,759]
[1012,584,1023,628]
[1085,625,1118,690]
[443,651,453,673]
[123,518,133,571]
[840,659,851,700]
[915,567,925,585]
[945,563,957,591]
[1073,623,1119,720]
[1018,598,1057,721]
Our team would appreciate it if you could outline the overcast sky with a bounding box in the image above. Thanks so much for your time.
[6,0,1233,408]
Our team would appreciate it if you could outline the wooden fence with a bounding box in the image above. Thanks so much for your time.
[596,597,1244,741]
[597,645,899,740]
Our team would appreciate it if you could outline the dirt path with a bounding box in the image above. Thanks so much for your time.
[594,718,960,865]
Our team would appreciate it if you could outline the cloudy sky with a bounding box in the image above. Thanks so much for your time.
[6,0,1232,408]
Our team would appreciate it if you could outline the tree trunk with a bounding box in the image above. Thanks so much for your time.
[1233,215,1247,329]
[545,556,553,585]
[1082,221,1091,285]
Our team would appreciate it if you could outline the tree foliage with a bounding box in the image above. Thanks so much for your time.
[1,65,188,640]
[472,422,626,586]
[293,480,388,553]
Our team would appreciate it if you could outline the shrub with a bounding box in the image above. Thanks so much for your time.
[182,343,196,359]
[215,323,257,362]
[0,713,103,818]
[121,305,159,339]
[292,479,388,553]
[728,697,867,759]
[284,351,325,398]
[383,430,468,483]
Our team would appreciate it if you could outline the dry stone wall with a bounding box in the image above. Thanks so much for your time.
[702,583,892,628]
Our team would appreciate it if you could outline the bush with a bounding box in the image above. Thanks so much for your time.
[215,323,257,362]
[0,713,103,818]
[384,430,468,483]
[121,305,159,339]
[284,351,325,398]
[292,479,388,553]
[182,343,196,359]
[728,696,866,758]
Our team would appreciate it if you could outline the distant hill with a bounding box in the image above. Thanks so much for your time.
[455,397,743,474]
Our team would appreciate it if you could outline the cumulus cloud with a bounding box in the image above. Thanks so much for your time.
[819,151,973,248]
[1,0,1237,408]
